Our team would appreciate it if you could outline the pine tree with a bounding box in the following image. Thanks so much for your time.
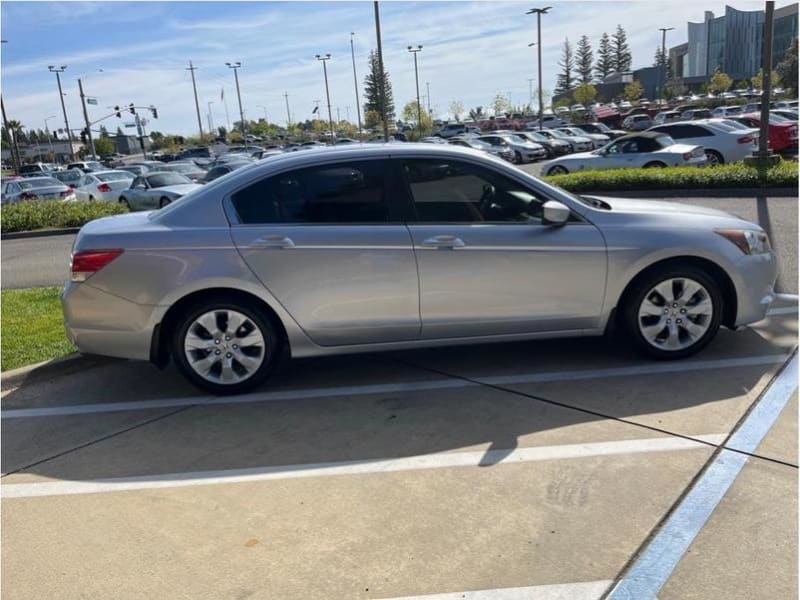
[99,125,110,138]
[574,35,594,84]
[363,49,395,123]
[653,46,672,79]
[554,39,575,95]
[595,32,613,81]
[611,25,632,73]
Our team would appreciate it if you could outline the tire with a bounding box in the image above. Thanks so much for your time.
[88,195,95,202]
[171,297,280,394]
[621,265,723,360]
[643,161,667,168]
[547,165,569,176]
[704,149,724,166]
[513,151,523,164]
[159,196,171,208]
[119,197,131,210]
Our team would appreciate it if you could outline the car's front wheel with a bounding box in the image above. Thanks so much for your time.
[704,149,724,166]
[171,298,279,394]
[119,197,131,210]
[547,165,569,176]
[622,266,722,359]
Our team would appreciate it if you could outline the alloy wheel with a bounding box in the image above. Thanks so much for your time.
[637,277,714,351]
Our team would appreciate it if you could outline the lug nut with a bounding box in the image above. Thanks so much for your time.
[214,339,220,344]
[233,344,238,350]
[680,308,687,314]
[215,350,221,355]
[225,336,231,341]
[672,303,678,308]
[226,352,232,358]
[666,319,672,324]
[677,318,682,324]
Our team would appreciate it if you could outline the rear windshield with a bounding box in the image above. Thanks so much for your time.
[19,178,60,189]
[96,172,134,182]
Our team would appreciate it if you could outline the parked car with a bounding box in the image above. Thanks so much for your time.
[61,143,778,393]
[681,108,713,121]
[75,170,135,202]
[653,111,683,126]
[67,160,105,173]
[334,138,359,145]
[526,115,568,129]
[537,128,593,152]
[514,131,571,157]
[1,176,75,203]
[771,109,798,122]
[119,172,203,211]
[18,162,55,176]
[622,114,653,131]
[158,162,207,183]
[48,168,84,189]
[202,161,253,183]
[448,136,514,161]
[775,100,799,109]
[435,123,475,138]
[711,106,744,118]
[574,122,627,140]
[177,147,213,160]
[477,133,547,163]
[743,101,776,113]
[556,127,609,149]
[118,165,151,177]
[543,132,706,175]
[729,113,798,153]
[648,119,759,165]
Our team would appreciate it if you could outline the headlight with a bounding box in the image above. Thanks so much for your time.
[715,229,771,255]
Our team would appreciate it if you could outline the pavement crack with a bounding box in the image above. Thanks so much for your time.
[1,405,194,478]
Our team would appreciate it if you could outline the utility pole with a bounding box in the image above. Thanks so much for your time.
[187,61,204,138]
[426,81,431,115]
[316,54,335,143]
[407,45,423,136]
[657,28,674,103]
[77,78,96,157]
[1,95,21,173]
[284,91,292,126]
[207,101,214,133]
[226,62,246,136]
[373,1,389,142]
[49,65,76,160]
[350,32,363,136]
[526,7,551,130]
[44,115,57,160]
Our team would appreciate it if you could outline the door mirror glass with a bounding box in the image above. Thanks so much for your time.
[542,200,570,226]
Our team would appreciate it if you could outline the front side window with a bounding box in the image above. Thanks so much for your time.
[232,160,391,224]
[147,173,191,187]
[402,158,550,224]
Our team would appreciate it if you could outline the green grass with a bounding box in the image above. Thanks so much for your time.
[1,201,128,234]
[542,160,799,192]
[1,287,74,371]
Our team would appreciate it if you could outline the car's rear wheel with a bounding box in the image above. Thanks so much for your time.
[119,197,131,210]
[88,195,95,202]
[643,161,667,168]
[547,165,569,175]
[171,299,279,394]
[622,265,722,359]
[704,149,724,166]
[159,196,171,208]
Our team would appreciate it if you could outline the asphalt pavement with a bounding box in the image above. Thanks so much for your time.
[1,194,796,293]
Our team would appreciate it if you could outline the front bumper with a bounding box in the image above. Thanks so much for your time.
[732,251,778,327]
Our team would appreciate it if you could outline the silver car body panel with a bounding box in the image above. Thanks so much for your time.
[63,144,776,363]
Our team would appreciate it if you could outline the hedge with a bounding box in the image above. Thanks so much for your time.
[1,201,128,234]
[543,160,799,192]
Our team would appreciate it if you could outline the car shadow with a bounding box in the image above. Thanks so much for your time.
[1,322,794,483]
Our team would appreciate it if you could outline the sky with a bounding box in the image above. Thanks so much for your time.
[1,0,796,136]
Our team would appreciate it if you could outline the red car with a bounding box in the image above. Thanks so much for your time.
[733,113,798,153]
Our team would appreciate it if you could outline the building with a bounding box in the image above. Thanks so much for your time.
[1,141,83,164]
[669,42,689,79]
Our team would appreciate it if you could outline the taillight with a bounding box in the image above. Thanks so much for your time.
[97,183,111,192]
[737,135,754,144]
[70,249,124,282]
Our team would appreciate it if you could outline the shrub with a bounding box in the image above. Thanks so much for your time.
[543,161,798,192]
[1,201,129,234]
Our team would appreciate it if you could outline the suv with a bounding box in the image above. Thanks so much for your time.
[622,114,653,131]
[18,162,53,176]
[67,160,105,172]
[574,122,627,140]
[681,108,712,120]
[435,123,471,139]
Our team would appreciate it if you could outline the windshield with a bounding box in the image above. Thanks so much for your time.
[96,171,134,182]
[147,173,192,187]
[593,123,611,132]
[19,178,60,189]
[166,164,203,173]
[769,114,791,123]
[467,140,492,150]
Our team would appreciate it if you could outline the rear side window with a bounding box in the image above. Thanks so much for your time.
[232,160,391,224]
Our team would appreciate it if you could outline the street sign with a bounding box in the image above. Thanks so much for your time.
[86,98,98,105]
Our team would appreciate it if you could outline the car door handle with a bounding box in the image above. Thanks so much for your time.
[251,235,295,249]
[421,235,466,249]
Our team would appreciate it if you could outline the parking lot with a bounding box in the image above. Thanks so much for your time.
[2,292,796,598]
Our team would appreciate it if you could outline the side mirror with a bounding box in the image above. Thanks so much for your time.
[542,200,570,226]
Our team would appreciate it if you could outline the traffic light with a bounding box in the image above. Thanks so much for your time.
[80,128,88,143]
[129,103,136,115]
[114,105,121,118]
[150,106,158,119]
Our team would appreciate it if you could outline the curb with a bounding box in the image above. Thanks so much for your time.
[1,354,121,391]
[2,228,80,240]
[578,188,798,198]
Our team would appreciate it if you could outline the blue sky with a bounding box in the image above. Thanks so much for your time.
[1,0,796,136]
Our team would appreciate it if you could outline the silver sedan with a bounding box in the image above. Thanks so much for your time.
[62,144,777,393]
[118,172,203,210]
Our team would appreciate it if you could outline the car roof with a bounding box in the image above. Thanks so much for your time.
[615,131,672,141]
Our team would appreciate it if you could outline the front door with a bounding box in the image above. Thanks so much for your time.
[230,158,420,346]
[400,157,607,339]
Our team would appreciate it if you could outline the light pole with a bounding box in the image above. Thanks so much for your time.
[526,7,551,130]
[350,32,363,136]
[48,65,76,160]
[373,1,389,142]
[77,78,96,157]
[407,45,423,136]
[207,101,214,133]
[426,81,431,116]
[315,54,335,143]
[44,115,57,160]
[225,62,246,137]
[186,61,204,138]
[658,27,675,104]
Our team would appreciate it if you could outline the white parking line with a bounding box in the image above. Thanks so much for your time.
[0,354,787,419]
[608,353,798,600]
[378,579,613,600]
[765,306,798,316]
[0,434,725,499]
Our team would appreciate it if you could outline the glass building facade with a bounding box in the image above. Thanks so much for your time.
[773,4,799,68]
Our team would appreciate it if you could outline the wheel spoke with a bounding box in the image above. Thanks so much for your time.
[653,280,676,304]
[234,352,261,371]
[681,319,708,341]
[679,279,702,302]
[191,354,218,375]
[236,330,264,348]
[197,312,220,337]
[185,332,215,350]
[225,311,246,335]
[639,298,665,317]
[664,322,681,349]
[686,297,713,316]
[640,320,666,339]
[220,357,236,382]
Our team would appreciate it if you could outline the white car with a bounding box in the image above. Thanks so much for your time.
[478,133,547,163]
[711,105,744,118]
[74,170,135,202]
[556,127,609,149]
[537,128,594,152]
[543,132,707,175]
[648,119,759,165]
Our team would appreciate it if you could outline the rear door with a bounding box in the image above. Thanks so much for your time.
[229,158,420,346]
[399,157,607,339]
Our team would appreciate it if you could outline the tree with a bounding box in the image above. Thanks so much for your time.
[468,106,485,121]
[611,25,632,73]
[94,136,114,156]
[575,35,594,84]
[491,92,510,116]
[573,83,597,106]
[776,38,798,95]
[401,100,432,130]
[663,77,687,100]
[653,46,672,80]
[363,49,395,126]
[751,68,781,90]
[99,125,110,138]
[595,32,613,81]
[448,99,465,122]
[708,68,733,94]
[554,38,574,95]
[364,109,382,129]
[623,80,643,102]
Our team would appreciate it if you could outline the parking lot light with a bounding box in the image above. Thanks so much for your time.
[315,54,335,143]
[226,62,246,137]
[48,65,76,160]
[407,45,423,137]
[526,7,552,130]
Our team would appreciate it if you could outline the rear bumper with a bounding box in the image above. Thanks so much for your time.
[61,281,163,361]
